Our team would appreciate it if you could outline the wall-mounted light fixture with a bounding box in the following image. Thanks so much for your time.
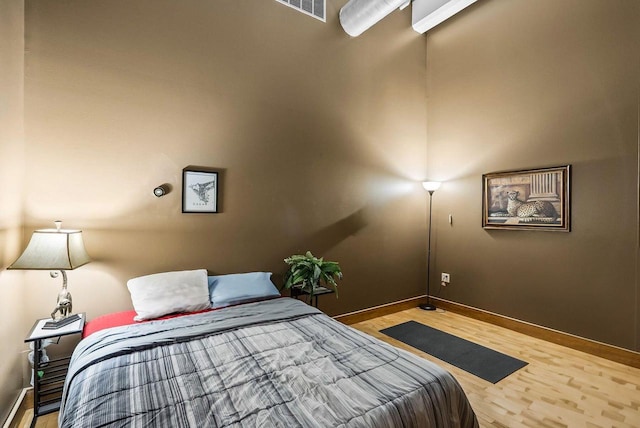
[153,184,171,197]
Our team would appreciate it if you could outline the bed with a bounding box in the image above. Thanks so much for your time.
[59,271,478,427]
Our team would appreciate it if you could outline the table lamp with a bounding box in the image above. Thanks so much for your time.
[8,221,90,321]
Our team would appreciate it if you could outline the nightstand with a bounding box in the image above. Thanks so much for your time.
[290,286,335,308]
[24,313,85,426]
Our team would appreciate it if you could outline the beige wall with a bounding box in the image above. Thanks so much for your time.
[21,2,428,324]
[0,0,26,421]
[426,0,640,350]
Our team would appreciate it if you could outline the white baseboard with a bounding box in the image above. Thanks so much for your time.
[2,388,31,428]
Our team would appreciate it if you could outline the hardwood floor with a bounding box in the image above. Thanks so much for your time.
[21,307,640,427]
[350,307,640,427]
[17,409,57,428]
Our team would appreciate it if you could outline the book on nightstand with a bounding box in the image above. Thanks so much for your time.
[42,313,82,330]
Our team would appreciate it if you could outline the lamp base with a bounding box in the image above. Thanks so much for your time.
[419,303,437,311]
[42,313,81,330]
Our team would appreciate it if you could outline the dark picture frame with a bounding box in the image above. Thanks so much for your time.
[182,168,218,214]
[482,165,570,231]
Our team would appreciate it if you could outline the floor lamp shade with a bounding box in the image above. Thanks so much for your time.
[422,181,441,192]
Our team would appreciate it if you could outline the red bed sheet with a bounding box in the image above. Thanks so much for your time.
[82,309,213,338]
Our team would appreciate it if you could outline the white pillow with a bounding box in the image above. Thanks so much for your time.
[127,269,211,321]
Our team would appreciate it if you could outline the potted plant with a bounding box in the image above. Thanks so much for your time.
[283,251,343,303]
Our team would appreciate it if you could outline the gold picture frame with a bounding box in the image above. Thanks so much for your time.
[482,165,570,231]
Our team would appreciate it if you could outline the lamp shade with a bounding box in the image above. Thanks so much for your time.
[8,228,90,270]
[422,181,442,192]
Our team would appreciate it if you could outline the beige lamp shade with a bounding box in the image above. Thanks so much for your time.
[422,181,441,192]
[8,228,90,270]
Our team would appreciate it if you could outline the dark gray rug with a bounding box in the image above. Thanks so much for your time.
[380,320,527,383]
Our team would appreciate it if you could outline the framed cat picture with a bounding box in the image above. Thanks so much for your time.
[482,165,571,232]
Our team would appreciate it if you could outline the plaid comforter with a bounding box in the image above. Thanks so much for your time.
[60,298,478,427]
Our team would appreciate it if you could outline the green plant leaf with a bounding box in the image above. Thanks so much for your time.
[282,250,343,299]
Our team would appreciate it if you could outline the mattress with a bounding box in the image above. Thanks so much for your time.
[61,297,478,427]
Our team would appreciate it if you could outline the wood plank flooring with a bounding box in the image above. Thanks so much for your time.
[20,307,640,427]
[350,307,640,427]
[17,409,57,428]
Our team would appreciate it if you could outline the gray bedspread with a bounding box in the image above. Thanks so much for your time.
[60,298,478,427]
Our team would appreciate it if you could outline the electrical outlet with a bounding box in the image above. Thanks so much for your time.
[441,273,450,284]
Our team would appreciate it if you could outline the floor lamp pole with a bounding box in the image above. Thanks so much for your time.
[419,189,437,311]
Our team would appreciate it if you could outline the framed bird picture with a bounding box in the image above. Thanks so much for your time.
[182,168,219,213]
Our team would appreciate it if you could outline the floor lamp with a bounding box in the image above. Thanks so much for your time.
[419,181,441,311]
